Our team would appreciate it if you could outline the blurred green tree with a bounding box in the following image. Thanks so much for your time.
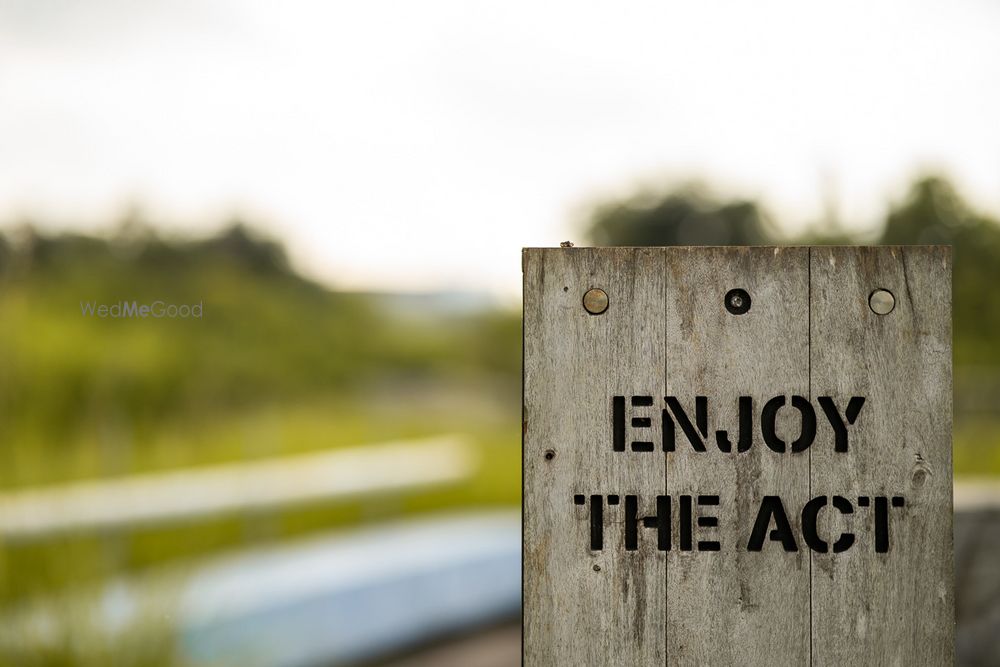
[584,184,772,247]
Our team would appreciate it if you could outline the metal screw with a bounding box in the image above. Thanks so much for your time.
[583,288,609,315]
[869,289,895,315]
[593,564,601,572]
[724,288,751,315]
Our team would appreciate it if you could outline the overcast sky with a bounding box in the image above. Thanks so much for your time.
[2,0,999,295]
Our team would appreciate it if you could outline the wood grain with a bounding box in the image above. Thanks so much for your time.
[522,246,953,666]
[663,247,810,666]
[809,246,953,666]
[523,248,667,665]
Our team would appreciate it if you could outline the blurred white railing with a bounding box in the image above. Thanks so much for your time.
[954,479,1000,511]
[0,436,475,538]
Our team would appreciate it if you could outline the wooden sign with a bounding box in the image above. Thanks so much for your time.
[522,246,953,666]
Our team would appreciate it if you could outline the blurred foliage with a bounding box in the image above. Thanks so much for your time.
[586,183,773,247]
[584,174,1000,477]
[0,220,520,488]
[0,582,178,667]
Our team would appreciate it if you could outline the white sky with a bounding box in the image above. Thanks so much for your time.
[1,0,999,296]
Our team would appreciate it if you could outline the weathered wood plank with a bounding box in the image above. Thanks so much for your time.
[523,246,953,666]
[809,246,953,665]
[664,247,810,666]
[523,247,666,666]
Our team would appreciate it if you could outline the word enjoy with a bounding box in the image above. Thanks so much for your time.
[613,395,866,453]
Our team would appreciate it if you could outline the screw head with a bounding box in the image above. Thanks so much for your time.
[724,288,751,315]
[583,288,609,315]
[869,289,895,315]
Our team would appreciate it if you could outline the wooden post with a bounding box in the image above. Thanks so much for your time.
[522,246,953,666]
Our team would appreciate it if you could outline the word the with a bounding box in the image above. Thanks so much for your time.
[574,493,905,553]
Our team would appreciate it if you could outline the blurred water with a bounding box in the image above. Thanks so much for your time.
[179,512,521,667]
